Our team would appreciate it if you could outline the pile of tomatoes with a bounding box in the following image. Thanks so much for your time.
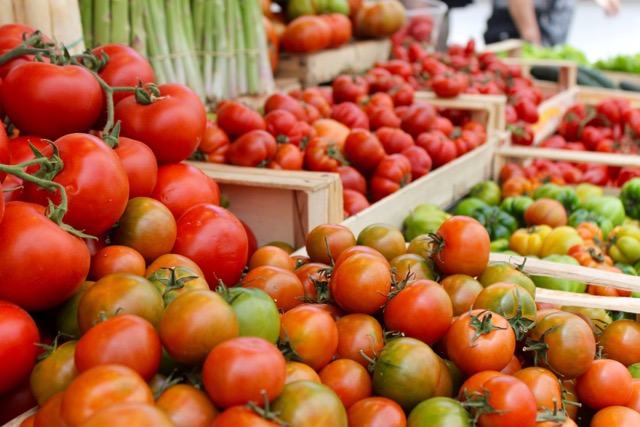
[198,70,488,218]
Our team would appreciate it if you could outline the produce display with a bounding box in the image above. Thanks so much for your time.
[5,1,640,426]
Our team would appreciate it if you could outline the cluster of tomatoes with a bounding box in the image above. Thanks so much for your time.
[518,96,640,187]
[198,70,488,218]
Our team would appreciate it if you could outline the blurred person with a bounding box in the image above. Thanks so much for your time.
[436,0,473,51]
[484,0,620,46]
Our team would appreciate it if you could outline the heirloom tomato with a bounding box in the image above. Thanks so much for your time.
[356,222,406,262]
[331,101,370,130]
[332,74,370,104]
[343,129,385,175]
[271,380,348,427]
[281,16,331,53]
[264,92,308,122]
[432,215,490,277]
[30,340,78,405]
[369,153,412,202]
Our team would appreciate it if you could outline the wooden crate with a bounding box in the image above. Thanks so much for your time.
[275,39,391,87]
[188,162,343,249]
[532,85,640,144]
[483,39,524,58]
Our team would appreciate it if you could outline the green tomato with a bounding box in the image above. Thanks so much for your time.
[221,286,281,344]
[620,177,640,220]
[583,196,626,227]
[453,197,487,217]
[575,183,604,206]
[609,235,640,265]
[407,397,470,427]
[628,363,640,378]
[469,205,518,241]
[500,196,533,227]
[568,208,614,238]
[490,238,510,252]
[531,255,586,293]
[403,205,450,241]
[468,180,502,206]
[533,183,580,214]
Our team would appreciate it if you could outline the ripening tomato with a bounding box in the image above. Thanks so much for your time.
[305,223,357,265]
[576,359,633,410]
[335,313,385,369]
[89,245,146,280]
[159,289,239,366]
[356,223,406,261]
[241,266,304,312]
[74,314,162,381]
[512,367,562,412]
[2,62,103,139]
[0,202,91,311]
[369,153,413,202]
[30,340,78,406]
[226,129,277,167]
[264,92,308,122]
[22,133,130,237]
[150,163,220,219]
[59,364,154,427]
[0,301,40,395]
[216,101,265,140]
[439,274,484,316]
[432,216,490,277]
[271,380,348,426]
[590,406,640,427]
[319,359,372,409]
[173,204,248,287]
[212,405,283,426]
[524,198,568,227]
[156,384,218,427]
[202,337,286,409]
[281,16,331,53]
[115,83,207,165]
[347,396,406,427]
[599,319,640,366]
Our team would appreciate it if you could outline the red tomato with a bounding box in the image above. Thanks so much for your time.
[331,102,370,130]
[415,131,458,168]
[369,153,412,202]
[431,73,466,98]
[460,373,537,427]
[151,163,220,219]
[0,24,46,78]
[80,402,175,426]
[23,133,129,236]
[304,136,347,172]
[347,396,406,427]
[159,289,239,366]
[576,359,633,410]
[226,129,277,167]
[343,129,385,175]
[281,16,331,53]
[172,204,248,287]
[115,83,207,164]
[591,406,640,427]
[376,126,415,154]
[113,136,158,198]
[0,202,90,311]
[0,301,40,395]
[156,384,218,427]
[401,102,437,139]
[0,378,37,425]
[400,145,432,180]
[599,319,640,366]
[197,120,230,163]
[74,314,161,381]
[2,62,103,139]
[446,309,516,375]
[319,359,372,409]
[264,109,299,143]
[267,142,304,170]
[212,406,283,426]
[240,266,304,312]
[89,245,146,280]
[432,215,490,277]
[338,165,367,195]
[0,123,8,183]
[279,304,339,371]
[383,279,453,345]
[344,189,371,216]
[368,107,401,130]
[264,92,308,122]
[335,313,385,369]
[333,74,370,104]
[216,101,265,140]
[202,337,286,408]
[514,97,540,123]
[59,364,154,427]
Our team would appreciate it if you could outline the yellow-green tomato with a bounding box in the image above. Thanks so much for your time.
[508,225,552,257]
[539,226,584,258]
[575,183,604,206]
[609,236,640,265]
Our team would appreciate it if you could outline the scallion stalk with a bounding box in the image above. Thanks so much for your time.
[92,0,111,46]
[130,0,147,57]
[110,0,129,45]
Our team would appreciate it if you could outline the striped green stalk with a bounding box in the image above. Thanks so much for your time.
[239,0,259,94]
[192,0,206,56]
[143,0,175,83]
[79,0,93,49]
[227,0,246,97]
[202,0,217,101]
[93,0,111,46]
[110,0,130,45]
[166,0,186,84]
[249,0,276,94]
[129,0,147,57]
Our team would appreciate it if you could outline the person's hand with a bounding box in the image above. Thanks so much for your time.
[594,0,620,16]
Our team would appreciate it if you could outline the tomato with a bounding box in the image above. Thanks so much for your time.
[330,252,391,315]
[369,153,412,202]
[202,337,286,409]
[510,122,535,146]
[241,266,304,312]
[279,304,338,371]
[343,129,385,175]
[248,245,295,271]
[431,73,466,98]
[286,361,322,384]
[599,319,640,366]
[335,313,385,369]
[159,289,239,366]
[305,223,356,265]
[316,13,352,48]
[33,392,65,427]
[539,226,585,258]
[407,397,470,427]
[212,406,283,427]
[439,274,484,316]
[215,101,265,141]
[55,281,94,339]
[304,136,346,172]
[150,163,220,219]
[590,406,640,427]
[195,120,230,163]
[356,223,406,262]
[89,245,146,280]
[156,384,217,427]
[2,62,102,139]
[415,131,457,168]
[145,253,203,277]
[512,367,562,412]
[576,358,633,410]
[218,286,281,344]
[400,145,432,181]
[375,127,414,154]
[80,402,176,427]
[332,74,370,105]
[23,133,129,236]
[0,24,46,78]
[354,0,406,38]
[74,314,161,381]
[271,380,348,426]
[59,364,154,427]
[173,204,248,287]
[509,225,552,257]
[431,215,490,277]
[472,282,537,341]
[347,397,406,427]
[0,202,90,311]
[331,102,370,130]
[525,310,596,379]
[460,373,537,427]
[115,83,207,164]
[112,197,177,263]
[267,142,304,170]
[30,340,78,406]
[524,198,568,228]
[401,102,437,139]
[338,165,367,195]
[264,92,308,122]
[372,337,442,411]
[77,273,164,333]
[226,129,277,167]
[0,301,40,395]
[318,359,372,409]
[112,136,158,198]
[281,15,331,53]
[384,279,452,345]
[446,309,515,375]
[390,253,436,283]
[514,97,539,124]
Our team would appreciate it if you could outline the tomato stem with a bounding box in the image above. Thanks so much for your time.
[246,391,289,426]
[468,310,507,347]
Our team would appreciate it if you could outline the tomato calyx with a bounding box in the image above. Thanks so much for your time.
[358,348,381,374]
[277,328,304,363]
[459,387,506,424]
[468,310,507,347]
[34,332,74,362]
[535,401,570,424]
[150,267,199,299]
[522,326,560,374]
[504,290,535,342]
[245,391,289,426]
[0,30,55,65]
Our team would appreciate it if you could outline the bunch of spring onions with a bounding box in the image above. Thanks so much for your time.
[3,0,85,54]
[79,0,275,103]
